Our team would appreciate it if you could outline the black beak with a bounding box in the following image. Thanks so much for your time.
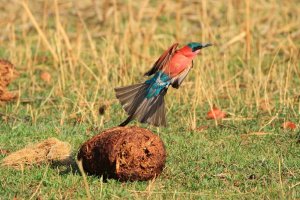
[192,43,213,51]
[201,43,212,49]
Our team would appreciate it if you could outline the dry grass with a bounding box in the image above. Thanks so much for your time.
[0,0,299,126]
[0,0,300,199]
[1,137,71,169]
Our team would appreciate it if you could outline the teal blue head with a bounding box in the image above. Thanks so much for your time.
[187,42,212,52]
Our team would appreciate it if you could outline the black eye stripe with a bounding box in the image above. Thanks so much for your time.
[192,46,201,51]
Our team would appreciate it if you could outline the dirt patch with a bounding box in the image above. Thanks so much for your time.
[0,59,19,101]
[78,126,166,181]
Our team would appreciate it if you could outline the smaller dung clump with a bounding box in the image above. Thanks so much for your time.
[0,59,19,101]
[78,126,166,181]
[1,138,72,169]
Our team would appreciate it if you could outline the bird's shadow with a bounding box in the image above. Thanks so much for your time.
[50,154,110,182]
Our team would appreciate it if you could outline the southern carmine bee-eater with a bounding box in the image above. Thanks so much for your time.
[115,42,212,127]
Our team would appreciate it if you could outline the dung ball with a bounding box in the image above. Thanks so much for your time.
[77,126,166,181]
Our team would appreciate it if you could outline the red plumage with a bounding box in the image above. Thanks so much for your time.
[163,46,197,77]
[115,42,211,127]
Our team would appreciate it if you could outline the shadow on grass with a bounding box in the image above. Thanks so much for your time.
[50,154,80,175]
[50,154,110,182]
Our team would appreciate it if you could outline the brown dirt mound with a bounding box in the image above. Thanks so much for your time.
[1,138,72,169]
[0,59,19,101]
[77,126,166,181]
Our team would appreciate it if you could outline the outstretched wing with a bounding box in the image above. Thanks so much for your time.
[171,61,193,89]
[144,43,179,76]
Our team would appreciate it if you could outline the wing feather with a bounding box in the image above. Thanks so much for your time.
[144,43,179,76]
[171,65,192,89]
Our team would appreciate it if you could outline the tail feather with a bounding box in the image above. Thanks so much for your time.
[119,115,133,126]
[115,83,147,113]
[115,83,144,97]
[152,90,166,126]
[123,85,148,115]
[115,83,167,127]
[140,89,166,126]
[153,95,166,126]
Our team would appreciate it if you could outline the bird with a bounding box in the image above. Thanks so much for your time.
[115,42,212,127]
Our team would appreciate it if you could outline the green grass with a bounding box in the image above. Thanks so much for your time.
[1,0,300,199]
[1,106,299,199]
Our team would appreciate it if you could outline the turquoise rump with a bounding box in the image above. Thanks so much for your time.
[115,42,212,127]
[145,71,170,99]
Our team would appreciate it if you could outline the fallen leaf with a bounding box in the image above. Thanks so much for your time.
[0,148,10,155]
[40,71,51,84]
[282,121,296,130]
[207,106,226,120]
[12,196,18,200]
[0,59,19,85]
[0,59,19,102]
[0,91,18,101]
